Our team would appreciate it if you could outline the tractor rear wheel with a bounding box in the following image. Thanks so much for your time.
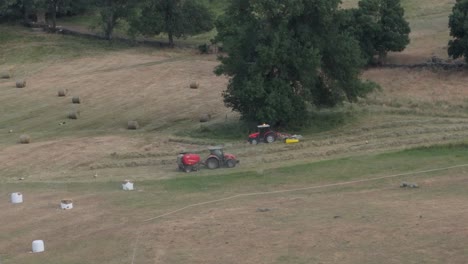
[226,159,236,168]
[206,158,219,169]
[265,134,275,143]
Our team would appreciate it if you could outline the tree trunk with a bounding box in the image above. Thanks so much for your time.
[106,21,113,40]
[377,50,387,65]
[105,0,114,40]
[50,1,57,30]
[23,2,31,24]
[36,10,46,24]
[168,31,174,47]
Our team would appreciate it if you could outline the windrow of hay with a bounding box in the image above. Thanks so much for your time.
[72,96,81,104]
[57,89,68,97]
[68,110,80,120]
[16,80,26,88]
[127,121,139,130]
[189,82,199,89]
[19,134,31,144]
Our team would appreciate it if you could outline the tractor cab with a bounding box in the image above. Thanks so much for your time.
[206,146,239,169]
[208,146,224,160]
[248,124,277,144]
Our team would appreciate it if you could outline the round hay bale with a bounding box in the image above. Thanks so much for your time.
[127,120,139,130]
[72,96,81,104]
[189,82,199,89]
[57,89,67,97]
[16,80,26,88]
[199,113,211,123]
[19,134,31,144]
[67,111,80,120]
[1,72,10,79]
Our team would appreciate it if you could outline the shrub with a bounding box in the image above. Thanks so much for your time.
[198,44,209,54]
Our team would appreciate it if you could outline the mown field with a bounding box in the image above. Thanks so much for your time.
[0,0,467,263]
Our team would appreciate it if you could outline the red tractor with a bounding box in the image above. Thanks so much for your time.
[177,146,239,172]
[248,124,277,144]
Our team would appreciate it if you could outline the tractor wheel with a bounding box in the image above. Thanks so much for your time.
[206,158,219,169]
[184,166,192,173]
[250,139,258,145]
[265,134,276,143]
[226,159,236,168]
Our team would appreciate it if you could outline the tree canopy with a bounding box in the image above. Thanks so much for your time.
[0,0,91,23]
[448,0,468,62]
[347,0,410,64]
[215,0,376,126]
[129,0,214,46]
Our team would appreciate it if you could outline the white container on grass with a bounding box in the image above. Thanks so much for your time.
[10,192,23,204]
[32,240,45,253]
[60,199,73,210]
[122,180,134,191]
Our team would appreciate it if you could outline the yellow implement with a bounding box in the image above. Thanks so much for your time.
[285,138,299,144]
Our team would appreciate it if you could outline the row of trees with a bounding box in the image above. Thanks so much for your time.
[0,0,89,29]
[0,0,215,45]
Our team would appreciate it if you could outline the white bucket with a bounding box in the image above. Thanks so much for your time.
[60,199,73,210]
[32,240,45,253]
[122,180,134,191]
[10,192,23,204]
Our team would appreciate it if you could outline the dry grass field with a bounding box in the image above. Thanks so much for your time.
[1,0,468,263]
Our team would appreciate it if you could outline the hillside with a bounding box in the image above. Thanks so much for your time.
[0,0,466,182]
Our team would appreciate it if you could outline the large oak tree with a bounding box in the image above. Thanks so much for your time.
[215,0,376,126]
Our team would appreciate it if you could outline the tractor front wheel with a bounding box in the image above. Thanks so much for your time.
[206,158,219,169]
[250,138,258,145]
[265,134,275,143]
[226,159,236,168]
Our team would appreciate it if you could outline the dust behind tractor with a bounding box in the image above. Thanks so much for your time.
[177,146,239,172]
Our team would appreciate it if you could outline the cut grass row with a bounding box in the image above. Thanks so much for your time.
[4,143,467,206]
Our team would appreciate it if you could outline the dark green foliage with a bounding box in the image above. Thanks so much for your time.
[0,0,22,21]
[348,0,410,64]
[448,0,468,62]
[198,43,209,54]
[215,0,375,126]
[0,0,93,24]
[129,0,214,46]
[95,0,137,40]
